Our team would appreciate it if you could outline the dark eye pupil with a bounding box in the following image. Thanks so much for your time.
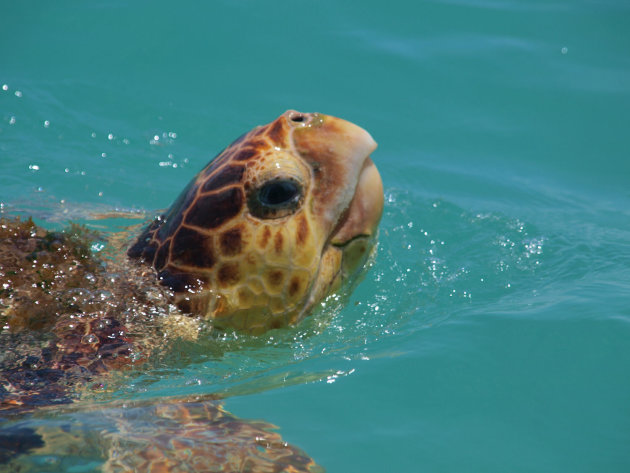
[248,178,303,219]
[259,180,299,207]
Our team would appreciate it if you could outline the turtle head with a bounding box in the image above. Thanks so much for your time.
[128,110,383,333]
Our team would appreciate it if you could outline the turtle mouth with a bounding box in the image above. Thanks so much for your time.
[329,156,384,248]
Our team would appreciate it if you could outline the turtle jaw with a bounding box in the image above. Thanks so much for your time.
[325,155,383,287]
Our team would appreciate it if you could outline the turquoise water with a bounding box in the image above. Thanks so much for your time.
[2,0,630,471]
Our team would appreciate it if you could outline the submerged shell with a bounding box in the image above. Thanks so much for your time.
[2,397,323,472]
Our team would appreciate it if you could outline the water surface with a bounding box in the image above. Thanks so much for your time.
[1,0,629,471]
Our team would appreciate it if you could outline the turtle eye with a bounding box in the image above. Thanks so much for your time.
[248,178,303,219]
[259,180,300,206]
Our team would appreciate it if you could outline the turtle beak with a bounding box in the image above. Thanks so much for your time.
[329,156,383,246]
[290,111,383,242]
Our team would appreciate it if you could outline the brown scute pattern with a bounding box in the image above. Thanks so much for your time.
[219,227,243,257]
[157,177,198,240]
[127,219,160,258]
[157,211,183,242]
[157,268,202,293]
[176,297,193,314]
[140,241,158,263]
[244,139,268,153]
[217,262,240,287]
[288,276,302,297]
[232,147,258,162]
[265,269,285,288]
[201,164,245,193]
[127,118,275,282]
[185,187,243,229]
[200,157,226,179]
[175,293,210,315]
[171,227,215,268]
[154,239,171,271]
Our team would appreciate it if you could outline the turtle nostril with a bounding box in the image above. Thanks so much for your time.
[290,113,305,123]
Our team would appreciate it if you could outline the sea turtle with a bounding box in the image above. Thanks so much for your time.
[0,110,383,471]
